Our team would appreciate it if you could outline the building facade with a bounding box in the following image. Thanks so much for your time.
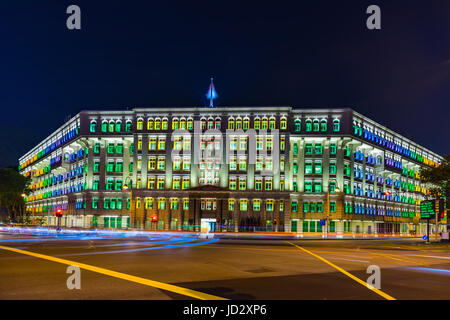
[18,107,443,235]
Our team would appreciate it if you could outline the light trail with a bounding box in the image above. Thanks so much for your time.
[56,238,219,256]
[0,226,217,256]
[406,267,450,275]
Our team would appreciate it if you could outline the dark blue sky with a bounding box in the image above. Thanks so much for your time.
[1,0,449,167]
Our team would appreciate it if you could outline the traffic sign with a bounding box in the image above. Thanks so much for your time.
[420,199,445,219]
[420,200,435,219]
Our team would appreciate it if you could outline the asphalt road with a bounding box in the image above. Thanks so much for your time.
[1,228,449,300]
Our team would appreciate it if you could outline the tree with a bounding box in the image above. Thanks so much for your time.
[0,167,31,223]
[419,154,450,208]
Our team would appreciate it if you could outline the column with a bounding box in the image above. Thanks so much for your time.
[336,220,344,238]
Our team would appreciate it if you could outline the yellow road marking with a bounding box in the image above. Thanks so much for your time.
[286,242,396,301]
[0,245,226,300]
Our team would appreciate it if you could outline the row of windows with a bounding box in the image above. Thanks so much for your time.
[92,197,190,210]
[291,142,338,156]
[137,118,171,131]
[294,119,340,133]
[93,117,339,133]
[137,138,166,151]
[291,201,336,214]
[98,197,282,212]
[90,120,132,133]
[227,117,287,131]
[228,199,280,212]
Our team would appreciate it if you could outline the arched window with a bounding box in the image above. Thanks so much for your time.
[172,117,179,130]
[208,117,214,129]
[115,120,122,132]
[89,120,97,133]
[313,119,320,132]
[243,117,250,130]
[333,119,340,132]
[261,117,268,130]
[235,117,242,130]
[269,117,276,130]
[137,118,144,130]
[147,118,154,130]
[294,119,301,132]
[187,118,193,130]
[305,119,312,132]
[215,117,221,130]
[154,118,161,130]
[228,117,235,130]
[108,120,115,133]
[320,120,327,132]
[180,118,186,130]
[280,117,287,130]
[377,155,382,165]
[254,117,261,130]
[162,118,168,130]
[125,120,132,132]
[101,120,108,133]
[200,118,207,130]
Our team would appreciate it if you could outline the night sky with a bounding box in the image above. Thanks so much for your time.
[1,0,449,167]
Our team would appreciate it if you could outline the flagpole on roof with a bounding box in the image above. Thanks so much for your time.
[210,77,213,107]
[206,77,218,108]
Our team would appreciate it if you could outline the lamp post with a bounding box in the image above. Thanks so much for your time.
[21,193,28,224]
[122,176,134,229]
[21,192,35,225]
[326,186,341,237]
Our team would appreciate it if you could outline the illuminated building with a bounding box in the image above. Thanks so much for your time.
[18,107,443,235]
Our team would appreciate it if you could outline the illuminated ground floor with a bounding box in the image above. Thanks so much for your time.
[32,213,445,238]
[25,186,447,236]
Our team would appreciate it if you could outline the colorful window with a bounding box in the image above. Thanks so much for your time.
[294,119,301,132]
[90,120,97,133]
[158,198,166,209]
[313,120,320,132]
[228,199,235,211]
[333,119,340,132]
[253,199,261,211]
[292,200,298,213]
[281,118,287,130]
[330,143,337,155]
[125,120,132,132]
[137,118,144,130]
[240,199,248,211]
[266,199,274,212]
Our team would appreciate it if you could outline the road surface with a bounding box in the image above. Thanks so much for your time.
[1,228,449,300]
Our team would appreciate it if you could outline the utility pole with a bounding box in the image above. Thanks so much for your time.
[435,202,439,242]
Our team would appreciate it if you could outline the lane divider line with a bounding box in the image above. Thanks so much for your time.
[286,242,396,301]
[0,245,227,300]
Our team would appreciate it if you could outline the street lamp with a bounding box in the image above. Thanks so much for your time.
[123,176,134,229]
[21,192,35,225]
[21,193,27,224]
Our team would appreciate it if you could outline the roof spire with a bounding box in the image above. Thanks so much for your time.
[206,77,218,107]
